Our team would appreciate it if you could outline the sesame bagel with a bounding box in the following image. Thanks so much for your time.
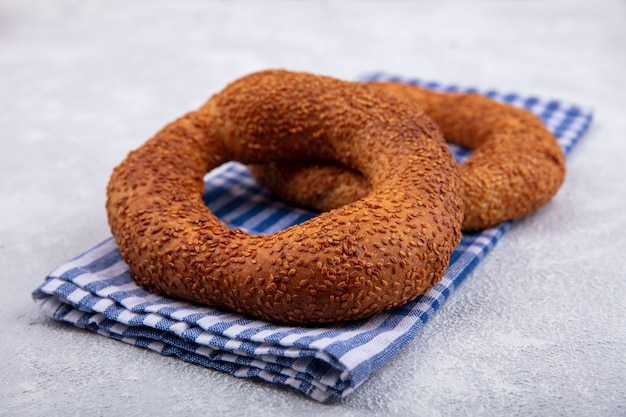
[250,82,566,231]
[106,70,464,324]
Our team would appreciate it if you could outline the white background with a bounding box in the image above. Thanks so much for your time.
[1,1,625,415]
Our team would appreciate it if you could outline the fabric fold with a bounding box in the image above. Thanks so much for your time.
[32,74,593,402]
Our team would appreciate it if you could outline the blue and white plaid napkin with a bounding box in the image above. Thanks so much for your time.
[32,74,593,402]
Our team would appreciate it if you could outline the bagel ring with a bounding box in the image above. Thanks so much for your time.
[106,70,463,324]
[250,82,566,231]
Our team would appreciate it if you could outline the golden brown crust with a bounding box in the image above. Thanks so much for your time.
[106,70,463,324]
[251,82,566,231]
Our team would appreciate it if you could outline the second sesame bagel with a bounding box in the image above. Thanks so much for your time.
[250,82,566,231]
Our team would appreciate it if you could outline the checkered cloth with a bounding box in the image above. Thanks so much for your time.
[32,74,593,402]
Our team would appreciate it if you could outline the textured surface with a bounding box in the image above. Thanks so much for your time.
[1,0,625,416]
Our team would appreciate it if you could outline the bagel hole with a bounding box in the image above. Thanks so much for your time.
[200,141,471,236]
[448,142,473,163]
[202,162,320,235]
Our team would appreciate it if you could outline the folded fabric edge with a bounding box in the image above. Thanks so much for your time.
[31,275,350,386]
[32,294,342,402]
[32,268,348,369]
